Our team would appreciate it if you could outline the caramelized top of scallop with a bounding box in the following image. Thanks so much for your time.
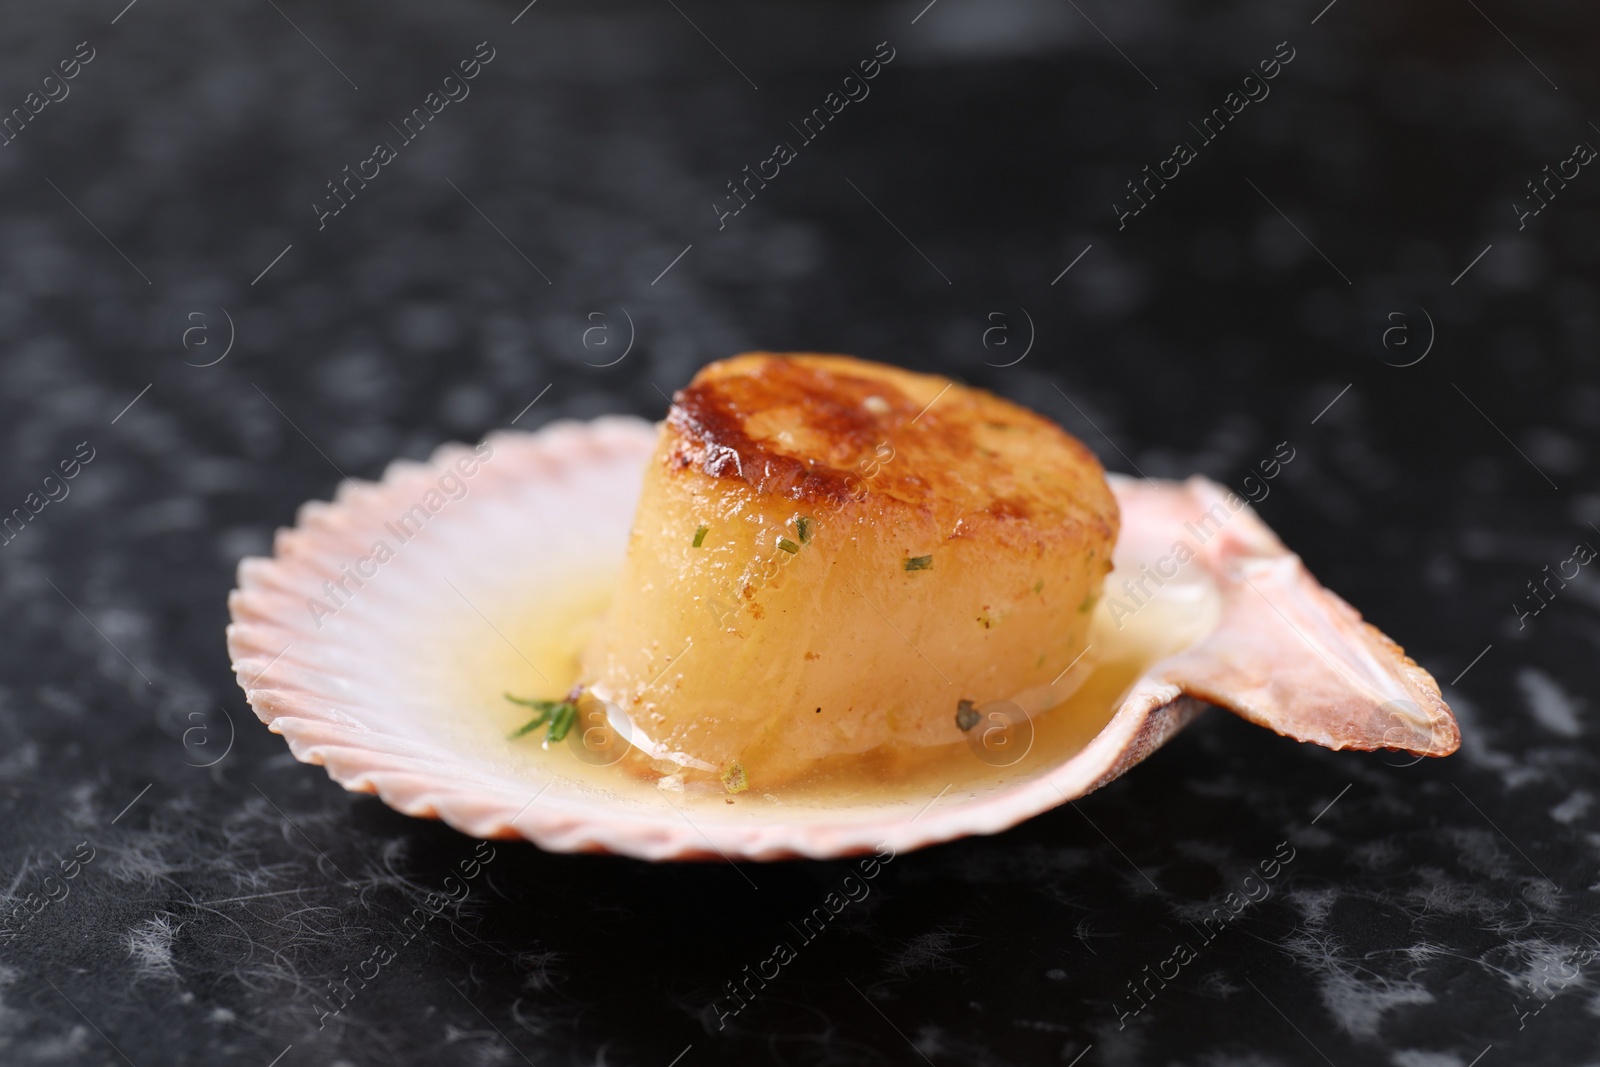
[666,353,1118,544]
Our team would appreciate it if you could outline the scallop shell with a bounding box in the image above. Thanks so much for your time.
[226,417,1458,861]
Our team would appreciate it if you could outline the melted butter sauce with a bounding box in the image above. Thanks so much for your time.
[466,561,1221,812]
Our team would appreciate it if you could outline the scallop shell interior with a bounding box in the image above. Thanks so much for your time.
[226,417,1458,861]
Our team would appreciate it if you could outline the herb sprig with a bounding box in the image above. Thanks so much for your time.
[505,693,579,743]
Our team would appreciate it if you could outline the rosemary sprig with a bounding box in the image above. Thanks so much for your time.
[505,693,580,743]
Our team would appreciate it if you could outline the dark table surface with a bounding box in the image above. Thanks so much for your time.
[1,0,1597,1064]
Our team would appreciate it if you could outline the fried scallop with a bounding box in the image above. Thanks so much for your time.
[578,353,1119,789]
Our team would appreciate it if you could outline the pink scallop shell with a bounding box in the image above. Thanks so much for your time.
[226,417,1457,861]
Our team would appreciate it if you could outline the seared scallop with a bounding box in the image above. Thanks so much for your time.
[578,353,1119,789]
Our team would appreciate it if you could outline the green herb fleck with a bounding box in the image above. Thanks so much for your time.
[955,699,981,732]
[905,555,933,572]
[721,762,749,794]
[505,693,580,744]
[796,516,814,544]
[777,537,800,554]
[1033,579,1044,594]
[1078,593,1096,614]
[692,525,708,547]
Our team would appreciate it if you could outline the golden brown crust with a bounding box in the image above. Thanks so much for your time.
[667,354,893,505]
[666,353,1118,545]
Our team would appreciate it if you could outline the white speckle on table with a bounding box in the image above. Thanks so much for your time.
[1517,668,1583,737]
[1390,1051,1466,1067]
[126,915,181,983]
[1551,790,1593,824]
[1282,934,1435,1039]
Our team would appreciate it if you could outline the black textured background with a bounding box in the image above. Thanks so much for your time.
[1,0,1597,1064]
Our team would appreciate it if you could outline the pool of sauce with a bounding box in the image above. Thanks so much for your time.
[459,562,1220,816]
